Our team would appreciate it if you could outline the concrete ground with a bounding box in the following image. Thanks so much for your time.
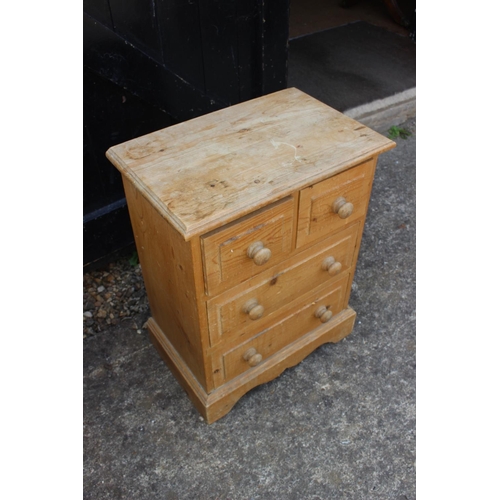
[83,117,416,499]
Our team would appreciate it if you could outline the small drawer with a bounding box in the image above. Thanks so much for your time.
[201,198,294,295]
[296,158,376,248]
[219,275,349,383]
[207,222,359,346]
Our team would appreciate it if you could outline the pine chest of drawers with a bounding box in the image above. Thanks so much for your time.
[106,88,395,423]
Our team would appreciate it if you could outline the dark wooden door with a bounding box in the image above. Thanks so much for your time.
[83,0,290,266]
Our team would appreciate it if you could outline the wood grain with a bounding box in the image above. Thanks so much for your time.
[220,277,349,382]
[206,223,359,346]
[122,177,211,390]
[201,197,294,296]
[296,158,376,248]
[106,88,395,240]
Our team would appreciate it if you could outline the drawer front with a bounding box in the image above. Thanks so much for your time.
[207,222,359,346]
[201,198,294,296]
[220,276,349,383]
[296,159,376,248]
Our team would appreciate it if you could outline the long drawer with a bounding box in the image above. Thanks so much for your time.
[207,222,360,346]
[218,275,349,383]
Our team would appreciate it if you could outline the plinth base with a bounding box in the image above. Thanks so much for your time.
[148,307,356,424]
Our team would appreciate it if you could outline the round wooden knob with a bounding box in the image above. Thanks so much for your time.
[247,241,272,266]
[243,347,263,367]
[315,305,333,323]
[242,298,265,320]
[321,256,342,276]
[332,197,354,219]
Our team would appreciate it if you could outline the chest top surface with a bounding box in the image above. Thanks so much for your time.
[106,88,395,240]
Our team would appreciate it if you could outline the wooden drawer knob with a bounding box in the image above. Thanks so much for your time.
[332,197,354,219]
[247,241,272,266]
[321,256,342,276]
[315,305,333,323]
[242,298,265,320]
[243,347,263,367]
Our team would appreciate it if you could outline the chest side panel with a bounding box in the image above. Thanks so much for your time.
[122,176,209,389]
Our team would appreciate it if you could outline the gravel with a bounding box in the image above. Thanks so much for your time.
[83,256,150,339]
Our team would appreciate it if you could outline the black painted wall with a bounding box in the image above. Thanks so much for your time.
[83,0,290,266]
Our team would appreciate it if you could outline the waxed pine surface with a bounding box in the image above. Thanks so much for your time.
[106,88,394,239]
[84,118,416,500]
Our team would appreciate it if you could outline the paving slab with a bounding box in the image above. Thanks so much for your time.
[84,118,416,500]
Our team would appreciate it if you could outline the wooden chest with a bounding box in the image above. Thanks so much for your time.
[106,88,395,423]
